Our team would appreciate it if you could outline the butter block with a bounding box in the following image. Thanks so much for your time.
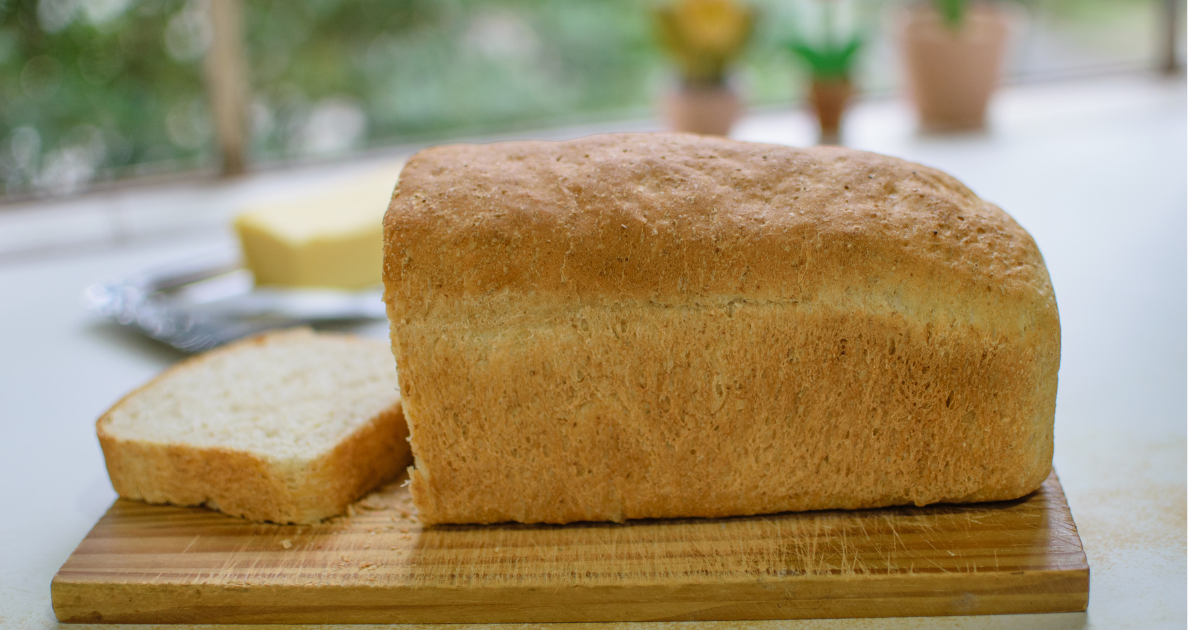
[234,165,400,289]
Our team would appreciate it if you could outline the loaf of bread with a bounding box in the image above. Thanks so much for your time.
[97,329,410,524]
[382,133,1059,525]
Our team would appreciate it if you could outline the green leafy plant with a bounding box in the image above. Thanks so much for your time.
[788,37,862,81]
[936,0,969,30]
[787,2,863,82]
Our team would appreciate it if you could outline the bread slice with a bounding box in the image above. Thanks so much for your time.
[383,133,1059,525]
[97,329,410,524]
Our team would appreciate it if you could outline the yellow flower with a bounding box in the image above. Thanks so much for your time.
[656,0,754,85]
[674,0,752,54]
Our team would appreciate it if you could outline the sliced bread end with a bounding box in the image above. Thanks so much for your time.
[96,329,410,524]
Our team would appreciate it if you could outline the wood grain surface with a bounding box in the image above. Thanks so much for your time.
[52,469,1088,623]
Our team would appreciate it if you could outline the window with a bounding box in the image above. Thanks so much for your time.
[0,0,1180,199]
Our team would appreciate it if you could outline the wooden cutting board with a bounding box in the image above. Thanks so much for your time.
[52,469,1088,624]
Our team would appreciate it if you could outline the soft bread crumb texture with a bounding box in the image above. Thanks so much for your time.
[383,133,1060,525]
[97,329,411,524]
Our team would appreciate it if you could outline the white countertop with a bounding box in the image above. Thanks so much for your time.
[0,75,1185,629]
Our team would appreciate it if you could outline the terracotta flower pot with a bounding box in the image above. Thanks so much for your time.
[809,78,852,145]
[900,3,1011,132]
[664,84,741,136]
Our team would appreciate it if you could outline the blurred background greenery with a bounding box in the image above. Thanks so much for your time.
[0,0,1182,198]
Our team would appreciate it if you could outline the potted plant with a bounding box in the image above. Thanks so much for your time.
[655,0,755,136]
[788,2,863,145]
[899,0,1011,132]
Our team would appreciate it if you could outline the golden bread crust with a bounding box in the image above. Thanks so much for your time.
[383,133,1059,525]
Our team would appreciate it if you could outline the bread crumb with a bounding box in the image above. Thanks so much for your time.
[97,330,407,525]
[280,539,292,549]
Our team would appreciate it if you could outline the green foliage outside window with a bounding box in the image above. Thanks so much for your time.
[241,0,664,160]
[0,0,210,195]
[0,0,1171,199]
